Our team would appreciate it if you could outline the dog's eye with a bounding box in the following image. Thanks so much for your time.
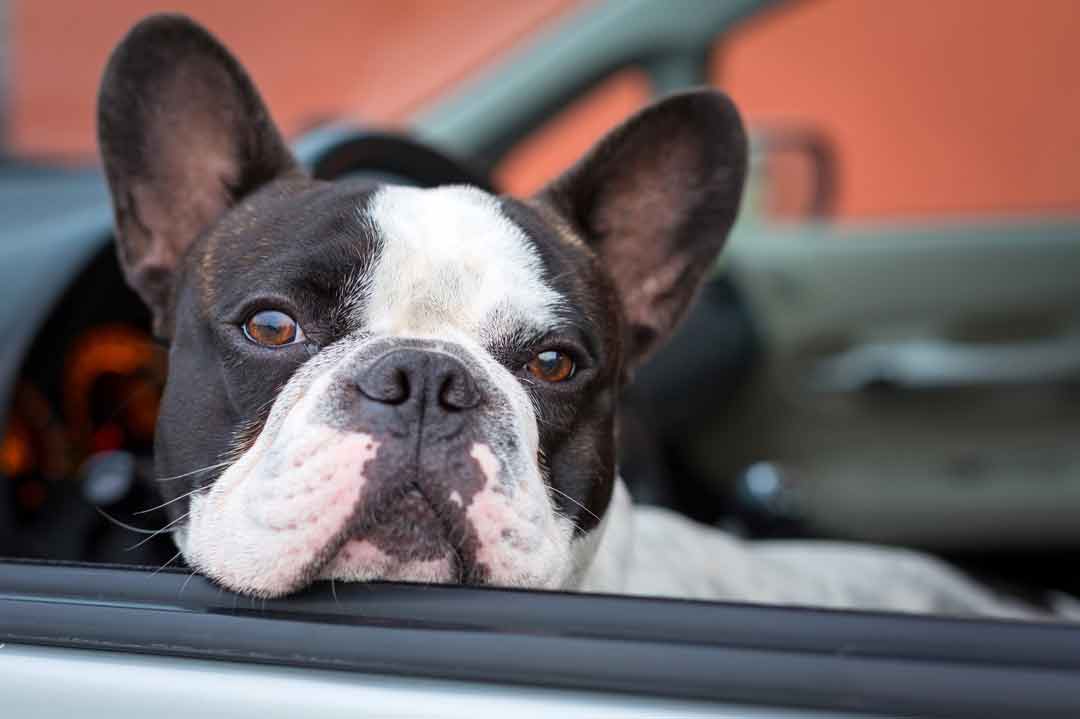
[243,310,304,347]
[526,350,575,383]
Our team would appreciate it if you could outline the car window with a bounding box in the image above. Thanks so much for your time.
[4,4,1080,716]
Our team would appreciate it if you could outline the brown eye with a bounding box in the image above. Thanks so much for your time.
[243,310,303,347]
[526,350,575,383]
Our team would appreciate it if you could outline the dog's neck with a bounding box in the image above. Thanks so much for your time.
[572,476,635,594]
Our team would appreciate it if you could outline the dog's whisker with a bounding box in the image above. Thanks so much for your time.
[550,502,586,535]
[178,568,199,598]
[125,511,190,552]
[151,550,184,575]
[95,507,167,535]
[134,484,212,515]
[154,460,231,483]
[542,270,577,285]
[247,393,280,418]
[547,485,602,523]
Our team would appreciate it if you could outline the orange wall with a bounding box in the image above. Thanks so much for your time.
[11,0,1080,218]
[720,0,1080,217]
[9,0,578,155]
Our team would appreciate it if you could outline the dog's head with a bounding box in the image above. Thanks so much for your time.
[97,15,746,597]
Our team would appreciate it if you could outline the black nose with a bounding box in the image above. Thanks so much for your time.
[357,349,481,411]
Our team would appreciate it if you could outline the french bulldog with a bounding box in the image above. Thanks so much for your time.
[97,15,1064,618]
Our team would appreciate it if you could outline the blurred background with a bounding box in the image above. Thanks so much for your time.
[2,0,1079,604]
[10,0,1080,214]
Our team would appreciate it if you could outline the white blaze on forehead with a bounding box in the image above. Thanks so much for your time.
[364,185,564,340]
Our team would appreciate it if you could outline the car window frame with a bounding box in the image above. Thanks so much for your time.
[2,558,1080,717]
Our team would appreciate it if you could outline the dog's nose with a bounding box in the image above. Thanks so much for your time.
[357,349,481,411]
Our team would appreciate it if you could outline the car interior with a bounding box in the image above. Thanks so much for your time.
[3,1,1080,716]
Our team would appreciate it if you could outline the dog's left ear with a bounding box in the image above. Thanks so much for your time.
[536,89,747,369]
[97,14,300,338]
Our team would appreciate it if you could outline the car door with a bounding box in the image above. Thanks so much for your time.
[714,213,1080,555]
[668,2,1077,570]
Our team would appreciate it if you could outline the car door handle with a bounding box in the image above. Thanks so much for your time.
[809,334,1080,391]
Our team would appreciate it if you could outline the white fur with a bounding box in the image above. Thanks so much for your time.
[180,365,381,597]
[363,185,564,342]
[580,479,1050,619]
[465,442,574,589]
[360,185,577,587]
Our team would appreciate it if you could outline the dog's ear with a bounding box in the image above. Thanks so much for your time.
[97,14,299,337]
[536,89,747,369]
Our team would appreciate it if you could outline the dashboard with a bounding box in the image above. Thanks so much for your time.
[1,244,175,565]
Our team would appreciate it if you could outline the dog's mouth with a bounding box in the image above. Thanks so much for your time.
[316,480,488,585]
[181,425,571,597]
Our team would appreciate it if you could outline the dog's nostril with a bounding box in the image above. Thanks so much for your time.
[357,356,411,405]
[357,348,481,411]
[438,370,480,411]
[386,369,410,404]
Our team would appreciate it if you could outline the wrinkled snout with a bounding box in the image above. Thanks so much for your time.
[181,335,573,597]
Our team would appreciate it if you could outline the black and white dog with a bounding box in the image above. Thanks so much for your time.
[97,15,1059,618]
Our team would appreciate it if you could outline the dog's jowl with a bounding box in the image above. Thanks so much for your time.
[97,15,1070,619]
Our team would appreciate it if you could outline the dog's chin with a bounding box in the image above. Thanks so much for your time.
[315,491,481,586]
[179,423,578,598]
[317,537,461,585]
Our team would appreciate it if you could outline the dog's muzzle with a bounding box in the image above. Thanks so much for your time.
[180,335,573,597]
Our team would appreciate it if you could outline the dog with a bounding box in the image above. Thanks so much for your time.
[96,15,1064,619]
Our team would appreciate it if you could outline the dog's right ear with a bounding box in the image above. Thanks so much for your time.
[97,14,299,338]
[535,90,747,371]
